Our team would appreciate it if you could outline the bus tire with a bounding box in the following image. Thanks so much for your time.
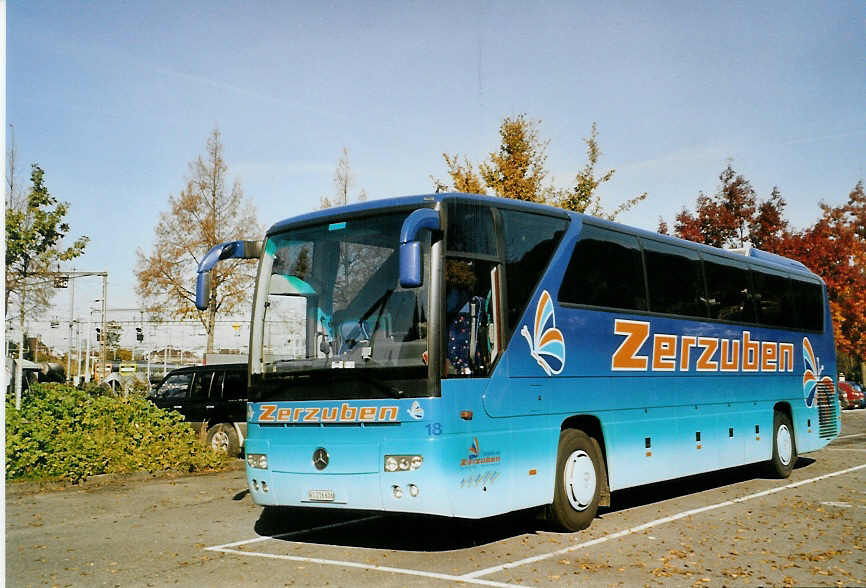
[206,423,240,457]
[551,429,604,532]
[768,411,796,478]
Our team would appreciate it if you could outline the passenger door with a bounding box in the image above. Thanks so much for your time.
[207,371,226,424]
[185,372,213,429]
[221,369,248,424]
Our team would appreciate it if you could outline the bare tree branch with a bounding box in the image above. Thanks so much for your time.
[134,128,262,352]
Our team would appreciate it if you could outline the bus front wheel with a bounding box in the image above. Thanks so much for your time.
[551,429,604,532]
[768,411,796,478]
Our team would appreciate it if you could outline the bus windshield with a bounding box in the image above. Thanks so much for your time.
[252,211,431,400]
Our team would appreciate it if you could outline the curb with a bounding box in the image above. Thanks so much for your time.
[6,458,246,497]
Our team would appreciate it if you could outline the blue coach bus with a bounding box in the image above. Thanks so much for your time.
[195,193,838,531]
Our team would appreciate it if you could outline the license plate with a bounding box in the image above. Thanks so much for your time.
[308,489,335,502]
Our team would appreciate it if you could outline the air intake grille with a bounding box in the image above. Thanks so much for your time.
[816,381,838,439]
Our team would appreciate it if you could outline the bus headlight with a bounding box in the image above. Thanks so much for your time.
[385,456,399,472]
[247,453,268,469]
[384,454,423,471]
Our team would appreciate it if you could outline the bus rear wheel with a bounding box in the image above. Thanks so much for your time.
[768,411,796,478]
[551,429,604,532]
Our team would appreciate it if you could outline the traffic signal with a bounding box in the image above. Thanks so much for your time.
[95,328,102,342]
[136,327,144,342]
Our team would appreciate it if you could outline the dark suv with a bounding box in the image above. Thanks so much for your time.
[149,364,247,457]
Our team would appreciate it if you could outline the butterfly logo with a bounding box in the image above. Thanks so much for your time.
[802,337,830,408]
[469,437,480,459]
[520,290,565,376]
[407,400,424,420]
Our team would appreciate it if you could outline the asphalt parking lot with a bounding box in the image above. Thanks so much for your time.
[7,410,866,587]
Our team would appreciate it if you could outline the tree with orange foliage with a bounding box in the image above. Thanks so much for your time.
[432,114,546,202]
[660,163,787,249]
[434,116,645,219]
[662,169,865,379]
[777,182,866,370]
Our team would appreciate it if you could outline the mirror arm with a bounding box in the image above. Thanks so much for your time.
[195,240,263,310]
[399,208,440,245]
[399,209,441,289]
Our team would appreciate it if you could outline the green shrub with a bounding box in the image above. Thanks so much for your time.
[6,383,227,482]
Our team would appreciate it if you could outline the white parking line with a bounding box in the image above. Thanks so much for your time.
[207,463,866,584]
[836,432,866,439]
[829,448,866,452]
[206,515,382,551]
[208,547,519,587]
[462,463,866,580]
[206,514,519,586]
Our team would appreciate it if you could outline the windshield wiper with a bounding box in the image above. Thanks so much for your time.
[360,288,393,326]
[343,288,393,352]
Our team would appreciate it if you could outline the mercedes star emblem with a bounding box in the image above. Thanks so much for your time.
[312,447,329,470]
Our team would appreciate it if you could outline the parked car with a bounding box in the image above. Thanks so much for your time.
[850,382,866,409]
[149,364,247,456]
[838,381,863,410]
[838,383,852,409]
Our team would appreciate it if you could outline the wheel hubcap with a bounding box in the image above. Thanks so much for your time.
[211,431,230,453]
[777,424,792,466]
[563,450,596,511]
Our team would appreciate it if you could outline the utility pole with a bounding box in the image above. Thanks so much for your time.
[100,275,107,381]
[44,270,109,382]
[85,319,91,382]
[15,279,26,410]
[66,268,75,382]
[75,322,82,385]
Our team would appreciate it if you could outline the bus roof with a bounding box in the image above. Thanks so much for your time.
[266,192,818,281]
[580,213,815,279]
[265,193,569,235]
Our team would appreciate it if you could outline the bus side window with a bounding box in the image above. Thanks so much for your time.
[704,256,756,323]
[446,201,496,256]
[642,239,708,317]
[751,270,793,327]
[501,210,568,337]
[790,280,823,332]
[559,225,646,311]
[445,258,496,377]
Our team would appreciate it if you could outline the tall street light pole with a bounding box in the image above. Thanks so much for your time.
[75,321,82,384]
[99,276,107,381]
[66,268,75,382]
[15,289,24,410]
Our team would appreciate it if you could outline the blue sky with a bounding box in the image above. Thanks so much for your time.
[7,1,865,333]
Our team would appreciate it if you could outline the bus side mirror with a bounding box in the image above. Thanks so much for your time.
[196,240,263,310]
[400,241,423,288]
[196,272,213,311]
[398,208,440,289]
